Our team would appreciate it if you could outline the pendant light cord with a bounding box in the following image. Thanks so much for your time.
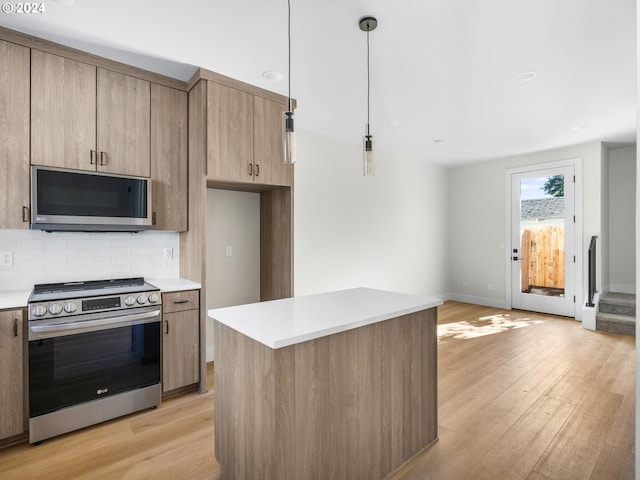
[366,27,370,135]
[287,0,292,112]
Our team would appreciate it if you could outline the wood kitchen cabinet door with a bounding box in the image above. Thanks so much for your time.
[207,81,254,182]
[31,50,97,171]
[0,310,24,440]
[97,68,151,177]
[162,309,200,392]
[151,84,187,231]
[254,96,293,186]
[0,41,30,229]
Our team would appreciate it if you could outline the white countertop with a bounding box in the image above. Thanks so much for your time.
[148,277,201,293]
[208,287,442,349]
[0,278,200,311]
[0,289,31,310]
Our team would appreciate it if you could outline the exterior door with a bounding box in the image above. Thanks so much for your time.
[511,166,575,316]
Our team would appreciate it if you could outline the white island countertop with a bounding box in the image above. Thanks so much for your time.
[208,287,442,349]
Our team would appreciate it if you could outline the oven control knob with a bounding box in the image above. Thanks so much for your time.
[148,293,160,304]
[32,305,47,317]
[124,296,136,307]
[64,302,78,314]
[48,303,63,315]
[137,294,148,305]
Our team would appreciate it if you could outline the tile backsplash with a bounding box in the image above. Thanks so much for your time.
[0,229,180,291]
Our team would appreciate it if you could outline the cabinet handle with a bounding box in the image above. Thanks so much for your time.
[255,164,260,177]
[13,318,18,337]
[152,212,157,225]
[22,206,29,223]
[165,320,169,335]
[173,300,189,304]
[90,150,97,165]
[100,152,107,166]
[249,163,253,176]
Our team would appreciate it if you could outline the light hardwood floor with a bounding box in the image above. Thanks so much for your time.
[0,301,634,479]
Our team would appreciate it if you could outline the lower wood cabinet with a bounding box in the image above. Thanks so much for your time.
[162,290,200,393]
[0,309,24,440]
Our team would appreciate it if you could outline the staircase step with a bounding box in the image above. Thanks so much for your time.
[596,312,635,336]
[599,292,636,317]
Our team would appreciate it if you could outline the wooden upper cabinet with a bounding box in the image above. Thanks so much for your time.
[97,68,150,177]
[31,50,151,177]
[207,82,254,182]
[205,81,293,186]
[0,309,24,440]
[254,96,293,186]
[151,84,187,231]
[0,41,30,229]
[31,49,97,171]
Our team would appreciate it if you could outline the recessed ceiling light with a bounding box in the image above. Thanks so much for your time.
[517,71,537,83]
[51,0,75,5]
[570,125,588,131]
[463,149,473,153]
[386,120,400,127]
[434,139,445,144]
[262,71,284,82]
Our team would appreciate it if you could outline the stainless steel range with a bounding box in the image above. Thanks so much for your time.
[27,277,162,444]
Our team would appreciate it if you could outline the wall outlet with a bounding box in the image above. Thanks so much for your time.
[487,283,494,291]
[462,280,468,288]
[0,251,13,267]
[163,248,173,260]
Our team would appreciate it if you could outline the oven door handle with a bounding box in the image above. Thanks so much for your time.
[29,309,160,339]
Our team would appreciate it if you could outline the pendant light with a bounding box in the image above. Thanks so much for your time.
[360,16,377,176]
[283,0,296,164]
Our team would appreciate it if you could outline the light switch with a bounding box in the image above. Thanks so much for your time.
[225,246,233,257]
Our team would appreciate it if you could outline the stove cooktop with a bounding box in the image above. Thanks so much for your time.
[29,277,159,303]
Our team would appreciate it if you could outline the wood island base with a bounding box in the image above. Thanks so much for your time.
[213,307,438,480]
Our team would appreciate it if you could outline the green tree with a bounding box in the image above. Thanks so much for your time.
[542,175,564,197]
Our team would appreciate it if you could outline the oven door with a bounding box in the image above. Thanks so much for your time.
[28,307,161,419]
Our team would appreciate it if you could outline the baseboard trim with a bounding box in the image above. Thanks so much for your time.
[446,293,507,309]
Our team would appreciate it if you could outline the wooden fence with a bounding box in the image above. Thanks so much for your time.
[520,225,565,292]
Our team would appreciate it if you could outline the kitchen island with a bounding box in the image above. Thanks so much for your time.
[209,288,442,480]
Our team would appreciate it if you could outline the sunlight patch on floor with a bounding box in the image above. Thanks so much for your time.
[438,313,546,342]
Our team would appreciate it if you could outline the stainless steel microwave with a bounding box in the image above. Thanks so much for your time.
[30,166,152,232]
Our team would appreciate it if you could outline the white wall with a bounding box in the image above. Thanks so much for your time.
[294,130,449,298]
[448,141,604,312]
[601,145,610,292]
[608,145,636,293]
[0,230,179,291]
[205,188,260,361]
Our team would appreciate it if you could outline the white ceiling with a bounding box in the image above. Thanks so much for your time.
[2,0,636,166]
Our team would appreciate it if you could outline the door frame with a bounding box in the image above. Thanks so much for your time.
[504,158,583,319]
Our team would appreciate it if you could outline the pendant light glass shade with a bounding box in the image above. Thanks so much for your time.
[284,111,296,164]
[363,130,374,176]
[360,16,377,176]
[283,0,296,164]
